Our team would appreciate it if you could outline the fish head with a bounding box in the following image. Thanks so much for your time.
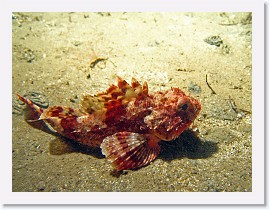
[144,88,201,140]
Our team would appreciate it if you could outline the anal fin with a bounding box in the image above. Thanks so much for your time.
[101,132,160,171]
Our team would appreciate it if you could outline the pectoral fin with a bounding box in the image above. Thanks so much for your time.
[101,132,160,171]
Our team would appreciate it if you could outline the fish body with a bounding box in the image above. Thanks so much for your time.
[17,77,201,171]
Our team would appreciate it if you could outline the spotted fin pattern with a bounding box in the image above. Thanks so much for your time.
[80,77,148,111]
[97,76,149,103]
[101,132,160,171]
[79,77,149,126]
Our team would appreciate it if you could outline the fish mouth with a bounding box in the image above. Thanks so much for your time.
[188,98,202,120]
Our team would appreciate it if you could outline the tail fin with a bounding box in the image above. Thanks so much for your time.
[16,93,44,120]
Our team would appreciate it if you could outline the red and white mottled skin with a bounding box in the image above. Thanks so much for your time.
[17,77,201,171]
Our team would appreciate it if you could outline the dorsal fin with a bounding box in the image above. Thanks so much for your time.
[80,77,149,117]
[131,77,148,96]
[116,77,149,103]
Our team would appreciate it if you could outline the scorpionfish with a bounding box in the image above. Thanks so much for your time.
[17,77,201,171]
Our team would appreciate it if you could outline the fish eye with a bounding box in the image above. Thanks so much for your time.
[181,103,188,111]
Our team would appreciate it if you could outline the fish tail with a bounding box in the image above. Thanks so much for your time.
[16,93,44,120]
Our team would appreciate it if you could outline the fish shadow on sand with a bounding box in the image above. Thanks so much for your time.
[49,136,104,159]
[47,129,218,163]
[47,129,218,177]
[159,129,218,161]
